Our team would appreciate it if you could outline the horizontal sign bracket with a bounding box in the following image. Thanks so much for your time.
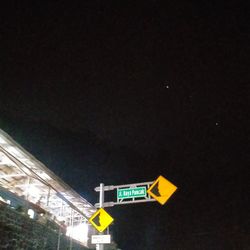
[95,181,154,192]
[95,198,156,208]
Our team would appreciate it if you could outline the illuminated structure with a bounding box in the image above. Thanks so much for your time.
[0,129,97,247]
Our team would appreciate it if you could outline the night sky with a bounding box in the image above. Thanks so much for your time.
[1,1,250,249]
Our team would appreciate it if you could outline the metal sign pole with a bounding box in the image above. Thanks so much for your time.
[96,183,104,250]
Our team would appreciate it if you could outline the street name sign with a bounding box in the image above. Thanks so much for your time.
[117,186,147,200]
[89,208,114,232]
[147,175,177,205]
[91,235,111,244]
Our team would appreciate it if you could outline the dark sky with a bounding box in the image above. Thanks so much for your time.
[1,1,250,249]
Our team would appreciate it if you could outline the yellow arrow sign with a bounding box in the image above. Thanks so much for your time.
[89,208,114,232]
[147,175,177,205]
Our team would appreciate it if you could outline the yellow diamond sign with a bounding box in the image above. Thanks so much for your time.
[89,208,114,232]
[147,175,177,205]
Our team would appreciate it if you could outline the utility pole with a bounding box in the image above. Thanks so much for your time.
[96,183,104,250]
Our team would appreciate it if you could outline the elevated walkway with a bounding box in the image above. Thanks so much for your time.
[0,129,96,248]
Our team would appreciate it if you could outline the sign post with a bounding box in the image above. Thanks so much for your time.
[97,183,104,250]
[90,175,177,248]
[89,183,114,249]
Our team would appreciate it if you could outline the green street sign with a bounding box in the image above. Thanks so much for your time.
[117,187,147,200]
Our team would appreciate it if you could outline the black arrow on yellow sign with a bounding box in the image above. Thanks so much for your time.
[92,211,101,226]
[89,208,114,232]
[150,180,161,196]
[147,175,177,205]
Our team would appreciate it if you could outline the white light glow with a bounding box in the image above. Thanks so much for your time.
[28,209,35,219]
[0,152,16,166]
[66,223,89,244]
[22,159,36,167]
[25,184,41,200]
[0,173,26,179]
[0,136,7,144]
[7,146,24,159]
[57,216,65,222]
[37,172,51,180]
